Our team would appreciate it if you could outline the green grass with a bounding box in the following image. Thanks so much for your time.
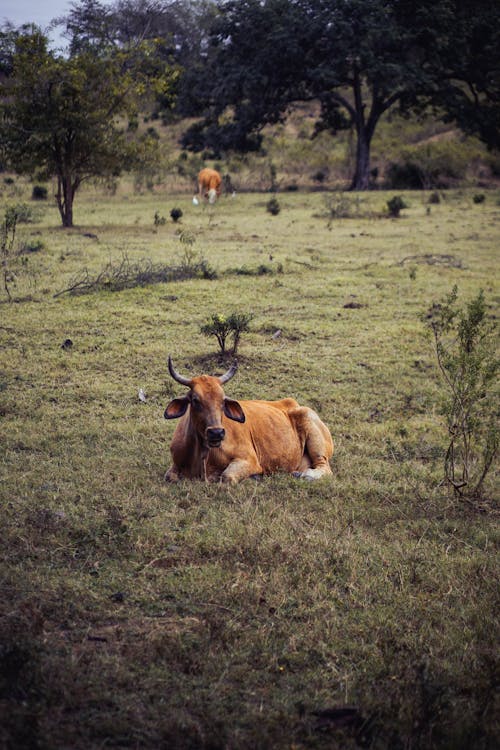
[1,183,499,749]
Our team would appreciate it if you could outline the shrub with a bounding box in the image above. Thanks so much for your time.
[9,203,39,224]
[473,194,485,204]
[266,197,281,215]
[422,286,498,499]
[201,312,253,356]
[385,141,470,189]
[31,185,48,201]
[154,211,166,226]
[170,208,183,223]
[20,239,44,254]
[387,196,407,217]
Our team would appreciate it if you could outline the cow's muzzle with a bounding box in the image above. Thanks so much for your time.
[206,427,225,447]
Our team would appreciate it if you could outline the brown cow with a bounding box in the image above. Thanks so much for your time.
[164,357,333,483]
[198,168,222,204]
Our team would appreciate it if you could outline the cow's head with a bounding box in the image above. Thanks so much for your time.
[164,356,245,448]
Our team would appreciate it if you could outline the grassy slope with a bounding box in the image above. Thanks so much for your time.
[0,184,499,749]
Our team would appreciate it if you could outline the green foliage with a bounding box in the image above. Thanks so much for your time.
[387,196,407,217]
[1,206,18,300]
[31,184,47,200]
[423,286,499,499]
[201,312,253,355]
[0,31,176,226]
[169,207,183,223]
[153,211,166,226]
[385,140,474,189]
[181,0,500,189]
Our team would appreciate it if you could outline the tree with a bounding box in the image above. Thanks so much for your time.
[0,30,175,226]
[181,0,500,190]
[432,0,500,150]
[56,0,218,118]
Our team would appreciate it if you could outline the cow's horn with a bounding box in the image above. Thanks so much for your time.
[219,360,238,384]
[168,356,192,386]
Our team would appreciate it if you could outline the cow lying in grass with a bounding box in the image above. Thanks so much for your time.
[197,168,222,204]
[164,357,334,483]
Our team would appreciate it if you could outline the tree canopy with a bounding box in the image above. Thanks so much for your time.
[181,0,500,189]
[0,0,499,196]
[0,29,176,226]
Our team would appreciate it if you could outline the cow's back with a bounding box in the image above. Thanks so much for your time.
[216,398,305,475]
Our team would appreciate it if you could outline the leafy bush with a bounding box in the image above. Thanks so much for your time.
[266,197,281,215]
[385,141,470,189]
[20,239,44,254]
[423,286,498,499]
[8,203,40,224]
[201,312,253,355]
[154,211,166,226]
[170,208,183,223]
[31,185,48,200]
[387,196,407,217]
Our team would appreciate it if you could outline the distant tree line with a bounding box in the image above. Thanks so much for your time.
[0,0,499,225]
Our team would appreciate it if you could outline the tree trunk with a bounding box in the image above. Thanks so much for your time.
[350,128,372,190]
[56,174,75,228]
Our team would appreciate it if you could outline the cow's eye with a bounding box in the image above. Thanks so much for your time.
[191,396,202,411]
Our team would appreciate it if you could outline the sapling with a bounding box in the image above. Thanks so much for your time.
[423,286,498,499]
[201,312,253,356]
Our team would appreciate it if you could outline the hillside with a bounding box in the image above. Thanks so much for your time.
[139,103,500,195]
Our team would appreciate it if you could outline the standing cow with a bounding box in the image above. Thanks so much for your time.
[197,168,222,204]
[164,357,334,483]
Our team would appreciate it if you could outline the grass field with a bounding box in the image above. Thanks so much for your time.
[1,183,499,749]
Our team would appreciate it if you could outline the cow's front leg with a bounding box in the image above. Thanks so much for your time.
[221,458,263,484]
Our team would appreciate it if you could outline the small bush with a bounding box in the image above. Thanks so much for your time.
[20,239,44,254]
[170,208,183,223]
[312,169,328,183]
[385,141,470,189]
[387,196,407,217]
[473,194,485,204]
[9,203,39,224]
[201,312,253,355]
[385,161,423,189]
[422,286,498,499]
[154,211,166,226]
[266,197,281,216]
[31,185,48,201]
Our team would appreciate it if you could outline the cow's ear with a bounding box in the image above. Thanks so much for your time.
[223,398,245,423]
[164,396,190,419]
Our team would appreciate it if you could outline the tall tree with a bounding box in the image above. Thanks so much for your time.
[57,0,217,117]
[0,31,175,226]
[181,0,500,189]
